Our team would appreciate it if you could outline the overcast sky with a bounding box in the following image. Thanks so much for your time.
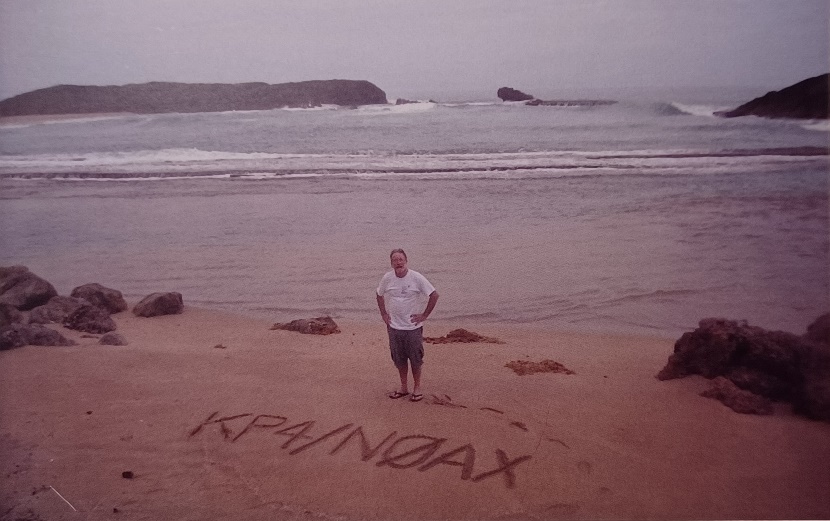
[0,0,827,101]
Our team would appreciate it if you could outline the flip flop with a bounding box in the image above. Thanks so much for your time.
[388,391,409,399]
[410,393,423,402]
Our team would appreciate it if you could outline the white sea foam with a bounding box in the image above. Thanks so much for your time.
[668,102,732,117]
[800,120,830,132]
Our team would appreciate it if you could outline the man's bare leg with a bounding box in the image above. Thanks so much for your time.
[412,364,422,396]
[398,364,409,394]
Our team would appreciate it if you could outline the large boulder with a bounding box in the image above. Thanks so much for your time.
[29,295,89,324]
[99,332,128,346]
[657,316,830,422]
[133,292,184,317]
[497,87,534,102]
[700,377,774,415]
[270,316,340,335]
[63,304,116,334]
[0,323,76,350]
[70,283,127,314]
[0,266,58,310]
[805,313,830,345]
[0,303,25,327]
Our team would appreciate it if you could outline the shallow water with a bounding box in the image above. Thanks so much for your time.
[1,95,827,337]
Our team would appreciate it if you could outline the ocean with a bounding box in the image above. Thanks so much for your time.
[1,88,827,337]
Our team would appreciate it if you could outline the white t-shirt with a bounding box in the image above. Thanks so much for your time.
[376,269,436,331]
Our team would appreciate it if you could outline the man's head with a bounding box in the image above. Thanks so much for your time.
[390,249,408,277]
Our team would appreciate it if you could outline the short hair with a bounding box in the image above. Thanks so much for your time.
[390,248,407,260]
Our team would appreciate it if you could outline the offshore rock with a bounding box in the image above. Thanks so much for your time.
[0,266,58,310]
[271,316,340,335]
[29,295,89,324]
[71,283,128,314]
[133,292,184,317]
[497,87,534,102]
[0,80,389,116]
[63,304,116,334]
[717,74,829,119]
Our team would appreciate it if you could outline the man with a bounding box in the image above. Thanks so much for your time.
[376,249,439,402]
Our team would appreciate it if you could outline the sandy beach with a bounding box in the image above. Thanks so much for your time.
[1,307,828,520]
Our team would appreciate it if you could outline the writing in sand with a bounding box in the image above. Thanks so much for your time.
[190,411,533,489]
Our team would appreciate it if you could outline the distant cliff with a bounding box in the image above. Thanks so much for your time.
[717,74,829,120]
[0,80,388,116]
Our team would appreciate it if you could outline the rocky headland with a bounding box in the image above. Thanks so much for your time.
[716,73,829,119]
[497,86,616,107]
[0,80,388,117]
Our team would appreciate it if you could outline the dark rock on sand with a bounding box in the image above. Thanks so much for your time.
[700,377,774,415]
[424,328,505,344]
[497,87,534,102]
[657,316,830,421]
[63,304,116,334]
[0,266,58,310]
[805,313,830,345]
[71,283,128,314]
[29,295,89,324]
[271,316,340,335]
[0,323,76,350]
[133,292,184,317]
[99,332,128,346]
[0,80,389,117]
[0,303,25,327]
[717,74,829,120]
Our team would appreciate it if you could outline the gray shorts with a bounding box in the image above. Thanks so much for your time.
[387,326,424,369]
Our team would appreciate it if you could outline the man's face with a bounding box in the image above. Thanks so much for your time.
[391,252,408,277]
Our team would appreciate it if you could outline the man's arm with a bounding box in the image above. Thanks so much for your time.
[376,294,390,325]
[411,291,439,325]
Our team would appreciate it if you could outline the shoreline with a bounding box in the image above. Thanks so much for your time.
[2,306,828,520]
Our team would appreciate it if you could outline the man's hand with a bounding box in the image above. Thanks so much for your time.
[410,313,427,324]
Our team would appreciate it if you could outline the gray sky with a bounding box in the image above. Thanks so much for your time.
[0,0,827,101]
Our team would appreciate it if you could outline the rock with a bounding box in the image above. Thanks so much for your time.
[0,80,389,117]
[700,377,774,415]
[63,304,116,333]
[497,87,534,102]
[132,292,184,317]
[270,316,340,335]
[0,323,76,350]
[725,366,790,401]
[0,325,26,350]
[792,341,830,421]
[0,266,58,310]
[805,313,830,345]
[29,295,89,324]
[657,316,830,422]
[717,74,829,119]
[0,303,25,327]
[70,283,127,314]
[424,328,505,344]
[656,318,745,380]
[99,332,128,346]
